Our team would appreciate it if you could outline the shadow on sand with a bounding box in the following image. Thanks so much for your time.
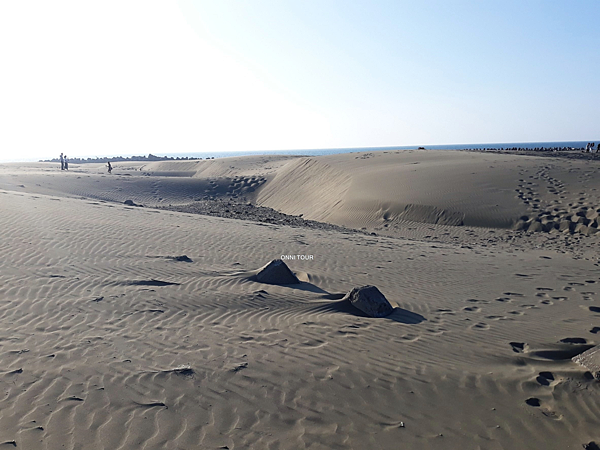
[249,278,331,295]
[308,298,426,324]
[247,271,426,324]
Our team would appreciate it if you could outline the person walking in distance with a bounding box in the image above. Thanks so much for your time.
[64,155,69,170]
[107,161,112,174]
[60,153,64,170]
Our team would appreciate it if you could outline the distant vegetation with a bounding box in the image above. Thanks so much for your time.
[40,154,207,164]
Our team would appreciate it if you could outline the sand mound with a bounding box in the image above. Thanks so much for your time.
[254,151,539,230]
[254,259,300,285]
[254,150,600,235]
[141,154,297,179]
[343,285,394,318]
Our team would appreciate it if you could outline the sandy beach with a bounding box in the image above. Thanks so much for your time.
[1,149,600,449]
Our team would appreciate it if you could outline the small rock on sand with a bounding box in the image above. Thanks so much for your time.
[573,345,600,380]
[255,259,300,285]
[171,255,193,262]
[343,285,394,318]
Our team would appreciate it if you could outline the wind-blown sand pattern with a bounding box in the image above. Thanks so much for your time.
[1,150,600,449]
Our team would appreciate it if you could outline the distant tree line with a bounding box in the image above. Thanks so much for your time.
[40,154,207,164]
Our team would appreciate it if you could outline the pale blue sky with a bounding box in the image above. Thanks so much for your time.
[0,1,598,161]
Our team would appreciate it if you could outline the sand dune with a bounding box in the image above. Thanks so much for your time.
[256,150,600,232]
[9,149,600,237]
[1,150,600,449]
[257,157,352,222]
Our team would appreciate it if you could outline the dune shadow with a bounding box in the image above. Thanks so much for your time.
[308,299,426,324]
[530,344,594,361]
[248,275,330,294]
[285,282,330,294]
[387,307,427,324]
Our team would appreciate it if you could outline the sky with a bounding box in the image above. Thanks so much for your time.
[0,0,598,162]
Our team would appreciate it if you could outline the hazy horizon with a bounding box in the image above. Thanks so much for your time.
[3,139,597,164]
[1,1,599,163]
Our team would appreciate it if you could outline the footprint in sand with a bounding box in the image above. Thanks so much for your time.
[524,398,562,419]
[471,322,490,330]
[560,337,587,344]
[426,328,446,336]
[462,306,481,312]
[589,306,600,313]
[535,371,555,386]
[590,327,600,334]
[466,298,488,304]
[520,304,539,310]
[399,334,420,342]
[510,342,528,353]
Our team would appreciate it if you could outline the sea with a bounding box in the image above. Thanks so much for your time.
[161,141,595,160]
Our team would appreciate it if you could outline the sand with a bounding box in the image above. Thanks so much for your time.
[1,149,600,449]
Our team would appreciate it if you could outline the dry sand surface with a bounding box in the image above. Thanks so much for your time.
[1,149,600,449]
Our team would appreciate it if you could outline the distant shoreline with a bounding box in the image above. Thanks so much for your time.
[38,140,595,162]
[35,144,598,165]
[39,153,207,164]
[465,147,600,161]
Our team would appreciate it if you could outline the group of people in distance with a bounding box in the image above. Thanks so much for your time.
[586,142,597,153]
[59,153,69,170]
[58,153,113,173]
